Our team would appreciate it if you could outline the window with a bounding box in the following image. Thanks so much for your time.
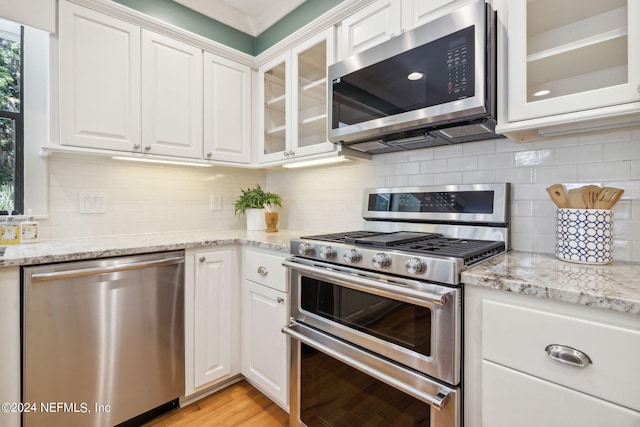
[0,18,23,214]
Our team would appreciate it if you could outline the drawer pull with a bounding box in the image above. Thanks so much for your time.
[277,297,284,304]
[257,266,268,276]
[545,344,592,368]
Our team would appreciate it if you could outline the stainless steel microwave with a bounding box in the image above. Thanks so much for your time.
[328,0,501,154]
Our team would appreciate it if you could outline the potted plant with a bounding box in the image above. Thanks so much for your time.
[234,184,282,231]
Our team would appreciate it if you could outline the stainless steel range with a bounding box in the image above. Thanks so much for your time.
[283,183,510,427]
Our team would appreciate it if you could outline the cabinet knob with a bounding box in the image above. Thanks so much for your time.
[289,151,295,157]
[133,144,141,150]
[545,344,592,368]
[206,152,212,158]
[199,257,206,263]
[277,297,284,303]
[144,145,152,151]
[283,151,290,158]
[257,266,268,276]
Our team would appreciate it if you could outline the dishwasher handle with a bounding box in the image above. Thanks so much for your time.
[30,256,185,282]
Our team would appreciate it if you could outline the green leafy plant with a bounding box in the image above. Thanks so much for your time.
[234,184,282,216]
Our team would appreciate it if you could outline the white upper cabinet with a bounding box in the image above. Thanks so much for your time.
[340,0,401,58]
[339,0,457,58]
[203,52,252,164]
[258,28,336,164]
[498,0,640,138]
[59,1,141,152]
[142,30,203,159]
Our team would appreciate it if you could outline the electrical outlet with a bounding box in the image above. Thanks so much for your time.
[210,193,222,211]
[79,192,106,213]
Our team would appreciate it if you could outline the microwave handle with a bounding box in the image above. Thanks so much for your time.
[283,321,454,411]
[283,259,449,306]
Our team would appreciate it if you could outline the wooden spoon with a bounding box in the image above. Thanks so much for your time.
[567,187,587,209]
[546,184,570,208]
[594,187,624,209]
[582,185,601,209]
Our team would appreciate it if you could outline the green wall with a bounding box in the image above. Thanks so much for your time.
[112,0,343,56]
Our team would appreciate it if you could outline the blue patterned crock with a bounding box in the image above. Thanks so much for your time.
[555,209,613,264]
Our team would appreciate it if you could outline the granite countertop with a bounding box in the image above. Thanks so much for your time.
[3,231,639,315]
[0,229,305,267]
[462,251,640,315]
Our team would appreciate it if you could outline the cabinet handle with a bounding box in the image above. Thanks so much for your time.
[133,143,141,150]
[206,152,212,158]
[199,257,206,263]
[283,151,290,158]
[289,151,295,157]
[277,297,284,303]
[144,145,151,151]
[545,344,592,368]
[257,266,268,276]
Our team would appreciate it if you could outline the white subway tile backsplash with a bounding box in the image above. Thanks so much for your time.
[42,129,640,262]
[532,165,577,183]
[514,149,554,167]
[478,152,513,169]
[555,144,602,164]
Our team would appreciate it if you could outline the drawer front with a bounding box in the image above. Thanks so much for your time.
[482,300,640,412]
[244,248,287,292]
[483,361,640,427]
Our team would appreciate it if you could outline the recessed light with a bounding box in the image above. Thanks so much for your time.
[533,89,551,97]
[407,72,424,81]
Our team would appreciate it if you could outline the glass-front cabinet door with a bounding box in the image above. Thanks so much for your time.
[291,28,336,159]
[505,0,640,123]
[258,28,335,164]
[259,53,289,163]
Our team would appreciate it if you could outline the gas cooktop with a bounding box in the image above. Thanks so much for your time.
[301,231,505,265]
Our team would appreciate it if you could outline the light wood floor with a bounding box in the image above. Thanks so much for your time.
[145,380,289,426]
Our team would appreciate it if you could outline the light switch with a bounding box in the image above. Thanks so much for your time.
[79,192,107,213]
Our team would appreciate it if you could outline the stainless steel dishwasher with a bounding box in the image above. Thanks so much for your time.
[22,251,185,427]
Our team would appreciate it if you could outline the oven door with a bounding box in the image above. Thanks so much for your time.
[285,258,461,385]
[283,321,461,427]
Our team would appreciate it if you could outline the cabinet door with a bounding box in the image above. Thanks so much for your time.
[401,0,457,30]
[258,52,291,163]
[483,361,640,427]
[241,280,289,409]
[193,250,233,388]
[59,1,141,152]
[203,52,251,163]
[291,28,336,159]
[340,0,401,58]
[141,30,203,159]
[506,0,640,122]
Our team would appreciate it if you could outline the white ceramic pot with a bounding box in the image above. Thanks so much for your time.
[246,208,266,231]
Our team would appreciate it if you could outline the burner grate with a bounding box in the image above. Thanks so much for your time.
[393,238,505,265]
[301,231,380,243]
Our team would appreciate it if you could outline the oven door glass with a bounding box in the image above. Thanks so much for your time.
[301,343,430,426]
[300,277,431,356]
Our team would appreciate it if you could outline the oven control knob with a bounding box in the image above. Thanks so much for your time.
[405,257,425,275]
[319,246,336,260]
[372,253,391,269]
[298,243,315,256]
[343,249,362,264]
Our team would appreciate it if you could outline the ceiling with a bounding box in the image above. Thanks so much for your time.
[172,0,306,37]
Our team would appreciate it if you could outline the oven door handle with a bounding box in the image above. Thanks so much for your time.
[283,259,449,306]
[283,321,455,411]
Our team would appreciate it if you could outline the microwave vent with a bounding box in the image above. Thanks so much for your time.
[348,140,389,152]
[437,123,494,139]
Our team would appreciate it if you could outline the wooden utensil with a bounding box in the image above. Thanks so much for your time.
[546,184,570,208]
[594,187,624,209]
[567,187,587,209]
[582,185,601,209]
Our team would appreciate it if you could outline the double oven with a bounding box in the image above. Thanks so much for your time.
[283,184,510,427]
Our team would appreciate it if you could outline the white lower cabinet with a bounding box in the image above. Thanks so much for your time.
[241,248,289,410]
[0,268,20,427]
[184,247,240,398]
[464,285,640,427]
[482,361,640,427]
